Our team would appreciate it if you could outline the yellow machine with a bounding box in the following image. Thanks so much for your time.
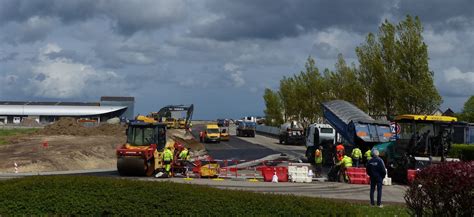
[165,117,178,129]
[178,118,186,129]
[116,115,176,177]
[219,127,230,141]
[383,114,458,183]
[200,124,221,143]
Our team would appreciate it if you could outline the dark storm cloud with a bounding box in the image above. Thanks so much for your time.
[191,0,391,41]
[394,0,474,30]
[0,0,187,37]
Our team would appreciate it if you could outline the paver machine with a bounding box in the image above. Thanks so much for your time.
[116,116,168,176]
[381,114,458,183]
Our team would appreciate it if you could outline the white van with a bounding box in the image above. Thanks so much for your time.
[305,123,336,162]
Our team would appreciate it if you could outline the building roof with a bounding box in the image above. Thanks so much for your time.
[100,96,135,102]
[0,105,127,116]
[0,101,99,106]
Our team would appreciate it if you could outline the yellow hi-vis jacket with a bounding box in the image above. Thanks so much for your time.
[179,149,189,160]
[337,155,353,168]
[315,149,323,164]
[352,148,362,159]
[163,149,173,161]
[365,150,372,161]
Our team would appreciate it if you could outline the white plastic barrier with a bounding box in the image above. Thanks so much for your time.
[288,163,312,183]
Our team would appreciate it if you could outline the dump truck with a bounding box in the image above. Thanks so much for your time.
[200,124,221,143]
[279,121,305,145]
[116,116,168,176]
[322,100,393,151]
[236,116,256,137]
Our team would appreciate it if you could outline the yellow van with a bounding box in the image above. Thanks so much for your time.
[200,124,221,143]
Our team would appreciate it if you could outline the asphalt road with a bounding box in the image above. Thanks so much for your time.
[191,124,279,160]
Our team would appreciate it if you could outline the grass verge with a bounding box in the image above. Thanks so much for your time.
[0,176,408,216]
[0,128,38,145]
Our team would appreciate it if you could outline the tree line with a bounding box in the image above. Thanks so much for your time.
[264,15,443,126]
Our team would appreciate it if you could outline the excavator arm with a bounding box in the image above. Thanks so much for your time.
[155,104,194,129]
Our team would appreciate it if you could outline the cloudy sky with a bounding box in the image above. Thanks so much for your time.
[0,0,473,119]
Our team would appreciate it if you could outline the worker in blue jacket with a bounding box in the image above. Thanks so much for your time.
[366,149,386,207]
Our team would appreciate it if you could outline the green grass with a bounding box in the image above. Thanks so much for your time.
[0,128,38,145]
[0,176,408,216]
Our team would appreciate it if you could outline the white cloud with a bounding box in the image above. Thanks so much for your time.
[438,67,474,97]
[26,43,125,98]
[224,62,245,87]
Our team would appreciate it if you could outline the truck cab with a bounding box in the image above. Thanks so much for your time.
[200,124,221,143]
[279,121,305,145]
[305,123,336,163]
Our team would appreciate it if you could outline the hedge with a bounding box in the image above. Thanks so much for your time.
[0,176,408,216]
[449,144,474,161]
[405,161,473,216]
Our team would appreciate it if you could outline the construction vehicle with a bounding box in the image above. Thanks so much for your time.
[305,123,336,163]
[178,118,186,129]
[116,115,193,177]
[165,117,178,129]
[116,116,167,176]
[151,104,194,130]
[220,126,230,141]
[279,121,305,145]
[322,100,393,151]
[321,100,393,182]
[381,114,458,183]
[200,124,221,143]
[236,116,256,137]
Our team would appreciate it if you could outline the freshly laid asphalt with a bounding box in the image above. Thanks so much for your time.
[191,124,279,161]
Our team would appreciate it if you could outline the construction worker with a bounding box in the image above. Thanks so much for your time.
[179,147,189,161]
[336,143,345,162]
[365,149,372,165]
[314,146,323,177]
[163,147,173,176]
[351,147,362,167]
[336,154,353,182]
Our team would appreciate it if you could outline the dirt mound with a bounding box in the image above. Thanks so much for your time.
[20,117,42,127]
[37,118,126,136]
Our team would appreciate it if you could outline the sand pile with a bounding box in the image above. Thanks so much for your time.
[20,117,42,127]
[37,118,126,136]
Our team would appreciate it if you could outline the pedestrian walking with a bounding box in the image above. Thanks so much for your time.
[366,150,386,207]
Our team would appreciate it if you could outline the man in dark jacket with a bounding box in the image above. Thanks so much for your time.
[366,149,386,207]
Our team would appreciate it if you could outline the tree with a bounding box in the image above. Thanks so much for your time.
[356,16,442,118]
[459,96,474,122]
[263,88,284,126]
[395,15,442,114]
[325,54,366,110]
